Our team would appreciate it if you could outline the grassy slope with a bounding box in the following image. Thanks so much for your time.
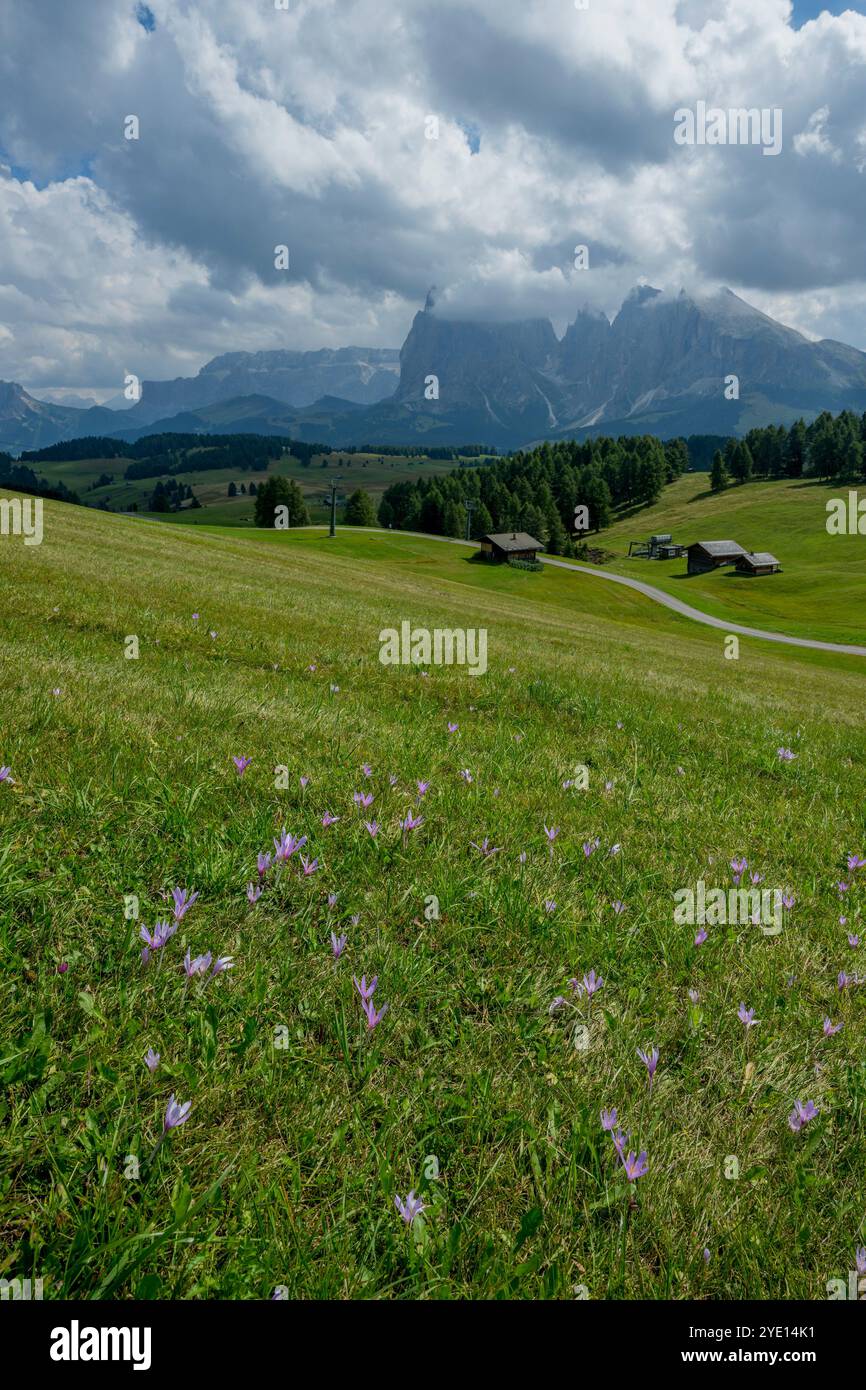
[601,474,865,644]
[1,495,865,1300]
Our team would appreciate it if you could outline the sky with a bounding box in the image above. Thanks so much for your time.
[2,0,866,398]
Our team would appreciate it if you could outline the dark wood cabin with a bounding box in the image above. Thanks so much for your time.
[477,531,544,563]
[687,539,747,575]
[735,551,781,576]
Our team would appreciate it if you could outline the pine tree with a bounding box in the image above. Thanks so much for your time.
[345,488,377,525]
[710,449,728,492]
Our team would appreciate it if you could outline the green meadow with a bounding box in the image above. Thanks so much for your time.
[602,473,865,645]
[1,492,865,1300]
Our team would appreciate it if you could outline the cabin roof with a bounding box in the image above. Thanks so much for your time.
[739,551,780,567]
[480,532,544,551]
[690,539,747,556]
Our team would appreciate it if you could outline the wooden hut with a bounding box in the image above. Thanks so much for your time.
[477,532,544,563]
[735,551,781,576]
[687,539,747,575]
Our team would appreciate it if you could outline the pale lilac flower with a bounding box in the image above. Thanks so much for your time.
[582,839,599,858]
[604,780,614,793]
[330,683,339,693]
[459,769,473,783]
[353,791,374,809]
[299,855,319,876]
[840,916,848,927]
[582,969,603,999]
[172,886,199,922]
[322,812,339,828]
[0,766,14,784]
[257,851,272,878]
[688,988,700,1004]
[447,722,458,733]
[637,1046,659,1088]
[331,932,347,960]
[471,837,500,857]
[300,775,310,789]
[327,892,338,907]
[210,956,234,977]
[838,971,852,990]
[848,934,860,948]
[780,894,795,911]
[416,780,430,797]
[750,871,764,886]
[738,1003,758,1028]
[232,756,252,776]
[361,763,372,777]
[600,1107,618,1131]
[274,830,306,861]
[544,824,560,853]
[349,914,360,928]
[145,1047,160,1073]
[612,1127,629,1158]
[388,773,398,787]
[518,851,527,864]
[354,974,378,1001]
[363,998,388,1030]
[544,899,556,914]
[192,612,199,621]
[548,995,566,1014]
[847,853,866,871]
[621,1150,649,1181]
[246,882,262,905]
[183,949,212,978]
[703,1248,711,1264]
[401,811,423,834]
[164,1095,191,1130]
[695,928,708,946]
[363,821,380,838]
[612,900,626,915]
[823,1017,842,1037]
[730,857,748,886]
[788,1099,818,1132]
[856,1247,866,1276]
[777,747,796,762]
[608,843,621,856]
[395,1191,426,1224]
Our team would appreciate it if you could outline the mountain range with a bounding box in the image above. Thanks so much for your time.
[4,287,866,455]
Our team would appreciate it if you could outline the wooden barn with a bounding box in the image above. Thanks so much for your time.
[687,539,747,575]
[477,531,544,563]
[736,551,781,576]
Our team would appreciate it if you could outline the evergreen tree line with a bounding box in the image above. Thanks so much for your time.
[0,455,81,505]
[709,410,866,492]
[376,435,688,552]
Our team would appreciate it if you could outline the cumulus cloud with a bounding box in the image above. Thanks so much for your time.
[1,0,866,391]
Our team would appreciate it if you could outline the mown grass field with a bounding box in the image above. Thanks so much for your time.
[1,493,865,1300]
[603,474,866,645]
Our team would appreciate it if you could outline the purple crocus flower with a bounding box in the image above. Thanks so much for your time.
[838,971,852,990]
[447,722,458,734]
[353,791,374,809]
[322,812,340,828]
[363,821,380,838]
[848,934,860,948]
[582,969,603,999]
[750,871,764,886]
[459,769,473,783]
[274,830,306,861]
[361,763,372,777]
[544,899,556,914]
[737,1003,759,1029]
[612,1127,629,1157]
[777,747,796,762]
[688,988,699,1004]
[257,851,272,878]
[548,995,566,1014]
[612,900,626,915]
[544,824,560,854]
[823,1017,842,1037]
[183,949,212,978]
[145,1047,160,1073]
[362,998,388,1029]
[856,1247,866,1276]
[847,853,866,871]
[172,886,199,922]
[246,882,262,905]
[210,956,234,977]
[471,837,501,857]
[327,892,338,907]
[416,780,430,797]
[694,928,708,946]
[401,811,423,834]
[730,857,748,886]
[637,1046,659,1088]
[0,766,14,784]
[600,1107,618,1131]
[57,961,69,974]
[582,838,600,858]
[331,932,347,960]
[788,1099,818,1133]
[621,1149,649,1182]
[164,1095,191,1130]
[300,775,310,789]
[780,893,795,911]
[299,856,319,876]
[354,974,378,1001]
[232,756,252,776]
[395,1191,426,1224]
